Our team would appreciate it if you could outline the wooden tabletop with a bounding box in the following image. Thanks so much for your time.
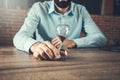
[0,46,120,80]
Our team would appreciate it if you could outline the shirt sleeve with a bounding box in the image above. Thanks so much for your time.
[73,6,107,48]
[13,3,44,52]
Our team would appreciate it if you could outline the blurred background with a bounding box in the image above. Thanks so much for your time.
[0,0,120,46]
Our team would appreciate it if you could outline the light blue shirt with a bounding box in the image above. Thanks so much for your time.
[13,1,107,52]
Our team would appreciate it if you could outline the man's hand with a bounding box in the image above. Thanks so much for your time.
[63,39,77,48]
[52,37,76,57]
[52,37,77,49]
[30,37,76,60]
[51,37,62,48]
[30,41,61,60]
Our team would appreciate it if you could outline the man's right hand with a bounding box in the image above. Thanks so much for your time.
[30,41,61,60]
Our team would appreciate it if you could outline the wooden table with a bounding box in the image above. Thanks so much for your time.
[0,46,120,80]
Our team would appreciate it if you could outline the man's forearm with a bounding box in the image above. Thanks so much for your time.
[13,31,39,52]
[73,33,107,48]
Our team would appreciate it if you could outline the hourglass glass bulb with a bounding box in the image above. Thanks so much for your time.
[57,24,70,42]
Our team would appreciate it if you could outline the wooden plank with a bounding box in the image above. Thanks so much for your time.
[0,47,120,80]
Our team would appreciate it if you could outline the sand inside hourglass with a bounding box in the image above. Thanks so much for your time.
[58,35,66,42]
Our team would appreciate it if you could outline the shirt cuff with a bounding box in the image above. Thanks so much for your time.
[73,38,87,48]
[24,38,39,53]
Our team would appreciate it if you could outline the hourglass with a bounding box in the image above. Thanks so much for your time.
[56,24,70,56]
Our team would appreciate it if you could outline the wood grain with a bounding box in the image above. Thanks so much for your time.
[0,46,120,80]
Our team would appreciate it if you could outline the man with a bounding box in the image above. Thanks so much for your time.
[13,0,107,60]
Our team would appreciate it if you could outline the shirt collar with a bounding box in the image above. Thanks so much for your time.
[48,1,74,16]
[48,1,55,14]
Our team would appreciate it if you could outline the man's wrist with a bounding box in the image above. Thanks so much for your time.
[29,42,41,53]
[72,41,77,48]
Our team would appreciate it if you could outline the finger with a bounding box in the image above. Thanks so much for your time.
[52,37,61,44]
[44,41,61,59]
[38,48,47,60]
[52,39,62,47]
[55,41,62,48]
[39,43,54,60]
[52,40,62,47]
[40,52,50,60]
[33,52,41,58]
[33,48,47,60]
[52,37,60,42]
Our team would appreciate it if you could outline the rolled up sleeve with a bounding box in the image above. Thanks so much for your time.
[73,6,107,48]
[13,3,44,52]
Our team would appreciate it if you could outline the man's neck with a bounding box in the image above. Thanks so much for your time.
[55,4,70,14]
